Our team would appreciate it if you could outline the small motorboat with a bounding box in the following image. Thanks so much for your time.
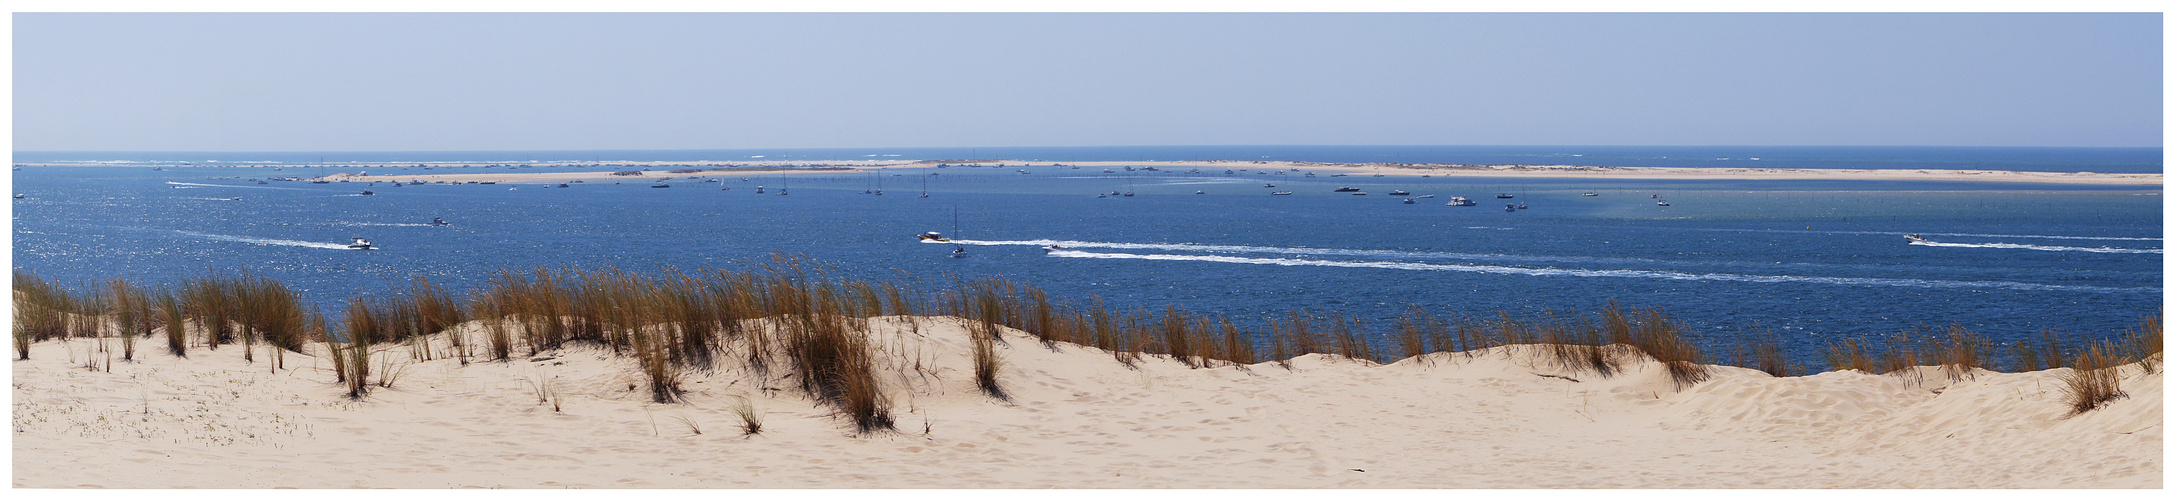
[558,184,570,188]
[1518,202,1528,209]
[1657,200,1671,206]
[429,217,450,226]
[918,231,950,242]
[1351,192,1368,196]
[1496,194,1514,199]
[1403,198,1416,204]
[1583,191,1599,197]
[1270,191,1293,196]
[1263,183,1276,188]
[1333,186,1362,192]
[1905,234,1929,243]
[12,194,22,199]
[1446,196,1475,206]
[756,185,765,194]
[1122,192,1133,197]
[652,183,670,188]
[1042,245,1063,253]
[1195,190,1205,195]
[347,237,374,250]
[1388,190,1410,196]
[359,189,375,195]
[1505,204,1517,212]
[1416,194,1434,198]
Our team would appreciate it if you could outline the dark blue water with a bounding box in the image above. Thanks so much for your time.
[12,147,2164,369]
[14,145,2165,173]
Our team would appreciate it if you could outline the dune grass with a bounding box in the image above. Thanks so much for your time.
[15,260,2166,426]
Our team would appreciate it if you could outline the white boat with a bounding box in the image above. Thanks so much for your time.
[1042,245,1063,253]
[1389,190,1410,196]
[1270,191,1293,195]
[1403,198,1415,204]
[347,237,374,250]
[1505,204,1517,212]
[1446,196,1476,206]
[430,217,450,226]
[1657,200,1671,206]
[1583,191,1599,196]
[952,246,968,258]
[1416,194,1434,198]
[1905,234,1929,243]
[918,231,949,242]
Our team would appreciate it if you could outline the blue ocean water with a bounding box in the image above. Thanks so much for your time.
[11,146,2164,369]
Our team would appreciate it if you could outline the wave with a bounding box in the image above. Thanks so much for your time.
[1678,226,2161,242]
[1042,250,2148,294]
[164,181,301,191]
[177,231,364,250]
[1909,241,2161,254]
[934,238,1664,267]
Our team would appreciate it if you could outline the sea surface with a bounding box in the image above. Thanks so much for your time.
[11,146,2165,369]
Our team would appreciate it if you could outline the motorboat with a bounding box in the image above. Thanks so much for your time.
[429,217,450,227]
[1333,186,1362,192]
[1905,234,1929,243]
[1351,192,1368,196]
[1263,183,1276,188]
[1583,191,1599,196]
[12,194,22,199]
[1517,202,1528,209]
[756,185,765,193]
[347,237,374,250]
[1270,191,1293,196]
[918,231,950,242]
[1416,194,1434,198]
[652,183,670,188]
[1657,200,1671,206]
[1388,190,1410,196]
[1446,196,1476,206]
[1496,194,1514,199]
[1196,190,1206,194]
[1505,204,1517,212]
[558,184,570,188]
[1403,198,1416,204]
[1042,245,1063,253]
[359,190,374,195]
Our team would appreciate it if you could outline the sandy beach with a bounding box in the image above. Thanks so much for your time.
[12,317,2161,488]
[281,160,2164,186]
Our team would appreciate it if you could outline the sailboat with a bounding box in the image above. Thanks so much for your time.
[918,174,930,198]
[949,207,967,258]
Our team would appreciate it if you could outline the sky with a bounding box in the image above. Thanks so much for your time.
[10,12,2165,151]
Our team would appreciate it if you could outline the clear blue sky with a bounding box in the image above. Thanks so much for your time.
[11,13,2163,151]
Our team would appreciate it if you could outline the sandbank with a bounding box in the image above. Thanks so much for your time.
[301,160,2160,186]
[12,318,2161,488]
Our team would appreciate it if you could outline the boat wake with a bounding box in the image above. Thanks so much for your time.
[1908,240,2161,254]
[177,231,362,250]
[337,222,436,227]
[164,181,299,191]
[937,238,1663,267]
[1042,250,2146,294]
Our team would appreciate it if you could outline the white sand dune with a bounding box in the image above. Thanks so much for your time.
[11,317,2161,488]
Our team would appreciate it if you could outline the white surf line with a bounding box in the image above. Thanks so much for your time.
[1908,241,2162,254]
[163,181,305,191]
[176,231,363,250]
[1675,225,2162,242]
[333,222,435,227]
[1042,250,2150,294]
[937,238,1683,267]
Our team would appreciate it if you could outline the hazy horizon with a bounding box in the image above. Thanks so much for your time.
[14,13,2163,151]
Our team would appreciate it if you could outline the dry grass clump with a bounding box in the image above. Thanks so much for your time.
[2060,342,2129,415]
[13,270,74,359]
[1731,323,1796,377]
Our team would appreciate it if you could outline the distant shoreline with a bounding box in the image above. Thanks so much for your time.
[16,158,2163,185]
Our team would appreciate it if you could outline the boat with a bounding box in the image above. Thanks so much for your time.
[359,190,374,195]
[1195,190,1205,195]
[1657,200,1671,206]
[652,183,670,188]
[1505,204,1517,212]
[1042,245,1062,253]
[1446,196,1475,206]
[1389,190,1410,196]
[918,231,949,242]
[1416,194,1434,198]
[12,194,22,199]
[1263,183,1276,188]
[1333,186,1362,192]
[1905,234,1929,243]
[1352,192,1368,196]
[347,237,374,250]
[756,185,765,194]
[429,217,450,226]
[1496,194,1514,199]
[1270,191,1293,196]
[1517,202,1528,209]
[557,183,570,188]
[1403,198,1415,204]
[1122,192,1133,197]
[1582,191,1599,197]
